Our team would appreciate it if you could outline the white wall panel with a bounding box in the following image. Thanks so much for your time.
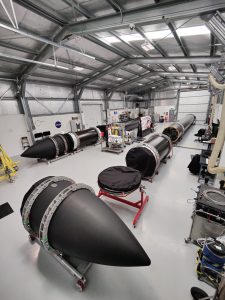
[111,92,124,101]
[154,105,175,116]
[28,100,74,115]
[0,100,20,115]
[0,114,29,156]
[178,89,210,124]
[81,88,104,99]
[33,113,80,135]
[153,99,177,107]
[26,83,73,98]
[108,101,124,109]
[82,104,102,128]
[0,81,16,97]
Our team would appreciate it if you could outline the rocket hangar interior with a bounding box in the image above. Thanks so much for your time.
[2,1,225,300]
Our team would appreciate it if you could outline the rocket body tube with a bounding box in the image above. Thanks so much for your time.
[126,133,172,178]
[162,114,196,143]
[21,127,100,159]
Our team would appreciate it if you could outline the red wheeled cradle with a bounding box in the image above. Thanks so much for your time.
[97,166,149,227]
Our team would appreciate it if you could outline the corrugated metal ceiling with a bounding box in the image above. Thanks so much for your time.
[0,0,224,93]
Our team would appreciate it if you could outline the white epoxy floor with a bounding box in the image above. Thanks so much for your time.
[0,124,215,300]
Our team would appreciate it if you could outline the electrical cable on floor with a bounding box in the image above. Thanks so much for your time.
[174,145,205,151]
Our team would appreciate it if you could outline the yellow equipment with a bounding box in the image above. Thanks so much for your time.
[0,145,19,182]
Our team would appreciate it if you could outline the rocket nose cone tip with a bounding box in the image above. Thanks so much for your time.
[140,252,151,266]
[21,147,31,157]
[21,144,40,158]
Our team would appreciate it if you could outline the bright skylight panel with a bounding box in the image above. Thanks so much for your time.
[177,25,210,37]
[121,33,143,42]
[146,30,172,40]
[100,25,210,44]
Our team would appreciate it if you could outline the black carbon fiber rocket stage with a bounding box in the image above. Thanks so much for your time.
[162,114,196,143]
[21,176,150,267]
[21,127,101,159]
[124,119,140,131]
[126,133,172,179]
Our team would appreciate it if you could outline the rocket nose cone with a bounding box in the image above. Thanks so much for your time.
[21,145,36,158]
[48,189,151,267]
[21,139,55,159]
[117,238,151,267]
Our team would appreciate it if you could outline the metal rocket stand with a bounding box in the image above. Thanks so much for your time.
[28,235,92,291]
[0,145,19,182]
[98,185,149,228]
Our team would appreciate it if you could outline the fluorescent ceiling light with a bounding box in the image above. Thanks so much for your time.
[116,77,123,80]
[73,66,84,71]
[101,36,119,43]
[138,83,143,85]
[177,26,210,37]
[152,86,156,89]
[146,30,172,40]
[101,33,143,44]
[168,65,176,71]
[146,25,210,40]
[141,42,154,51]
[56,65,69,70]
[122,33,143,42]
[100,26,209,45]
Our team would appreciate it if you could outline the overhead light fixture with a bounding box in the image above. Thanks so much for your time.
[116,77,123,80]
[73,66,84,71]
[122,33,143,42]
[141,42,154,52]
[56,65,69,70]
[100,33,144,44]
[168,65,176,71]
[100,26,209,45]
[177,25,210,37]
[138,83,143,85]
[146,25,210,40]
[152,86,156,89]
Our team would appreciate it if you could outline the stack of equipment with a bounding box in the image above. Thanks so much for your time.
[101,123,125,154]
[186,185,225,244]
[197,239,225,287]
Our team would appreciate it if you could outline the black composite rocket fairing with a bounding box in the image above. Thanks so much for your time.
[21,127,101,159]
[21,176,150,267]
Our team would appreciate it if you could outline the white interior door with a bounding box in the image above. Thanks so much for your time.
[82,104,102,128]
[178,90,210,124]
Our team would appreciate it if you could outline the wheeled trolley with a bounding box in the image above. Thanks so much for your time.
[28,235,92,291]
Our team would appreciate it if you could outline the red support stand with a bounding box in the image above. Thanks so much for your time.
[98,186,149,227]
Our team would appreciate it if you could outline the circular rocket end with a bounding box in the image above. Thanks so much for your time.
[126,147,157,178]
[162,127,179,143]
